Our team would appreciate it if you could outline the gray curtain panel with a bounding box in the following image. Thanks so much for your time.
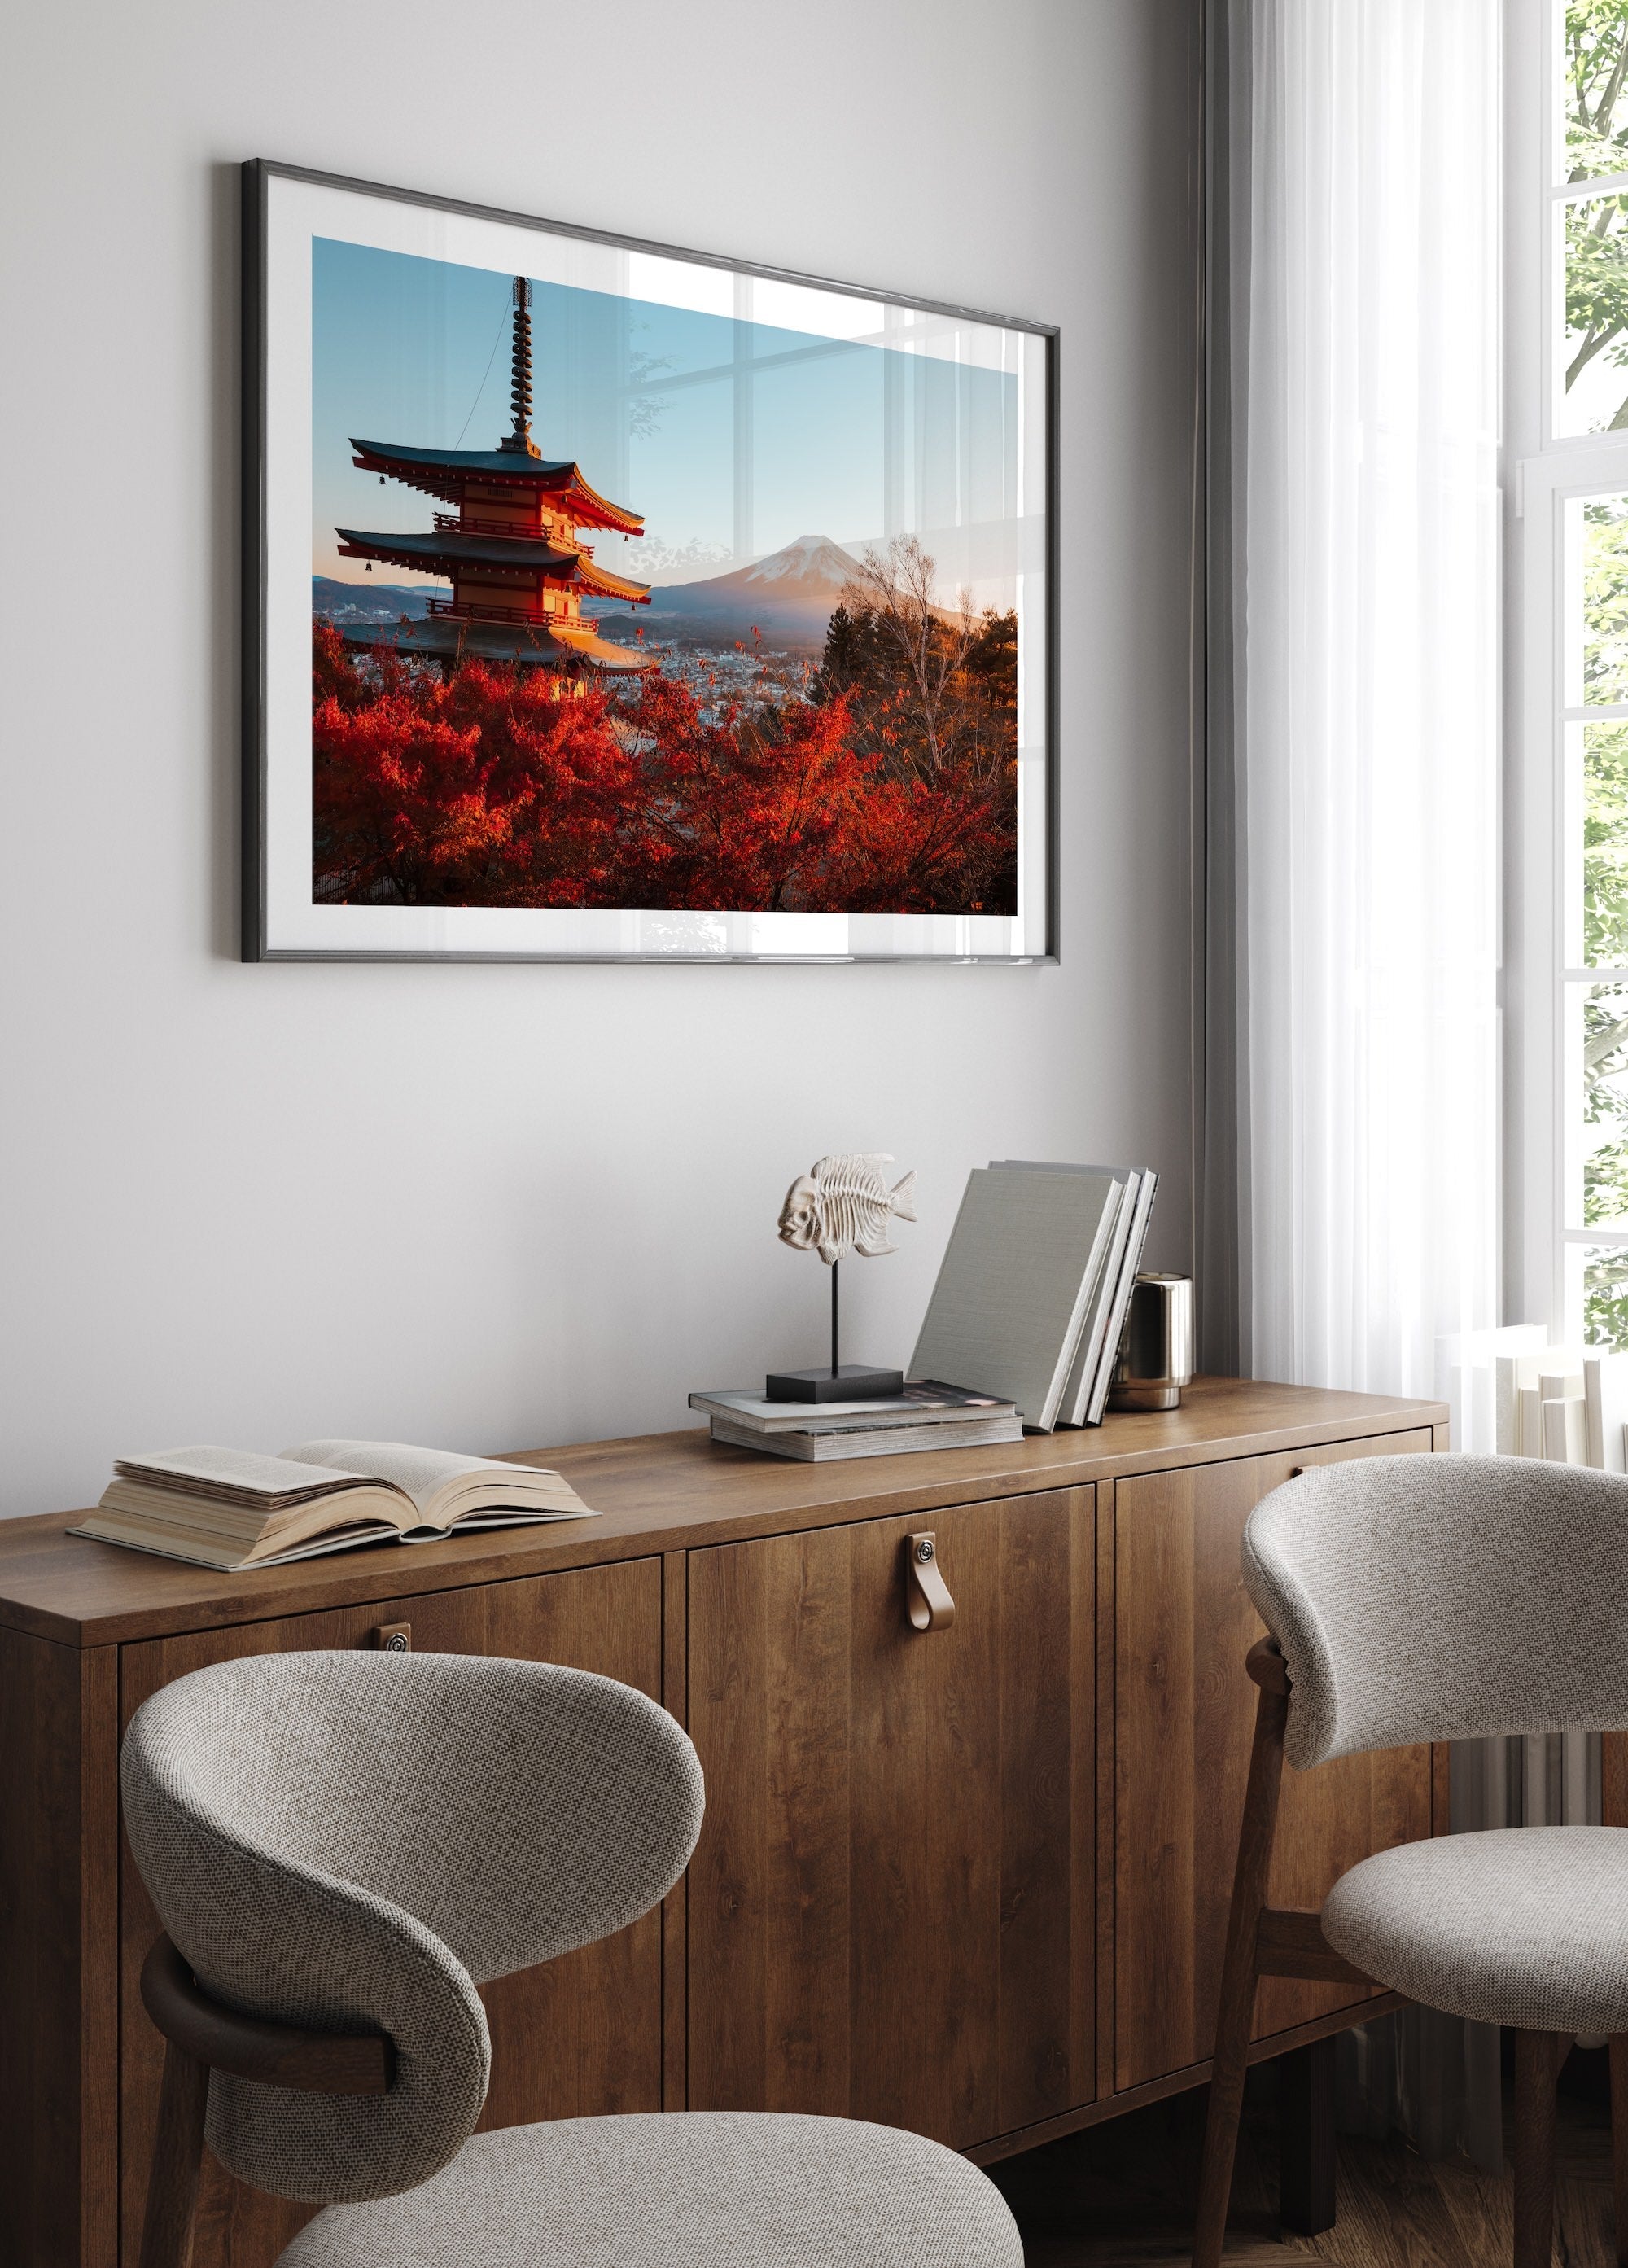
[1197,0,1252,1384]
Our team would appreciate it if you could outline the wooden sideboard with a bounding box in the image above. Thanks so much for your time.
[0,1377,1449,2268]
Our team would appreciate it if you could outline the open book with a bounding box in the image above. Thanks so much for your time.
[68,1439,594,1571]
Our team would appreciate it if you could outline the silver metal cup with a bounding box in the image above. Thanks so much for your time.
[1107,1274,1195,1412]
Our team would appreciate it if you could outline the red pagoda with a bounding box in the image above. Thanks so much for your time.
[333,277,653,672]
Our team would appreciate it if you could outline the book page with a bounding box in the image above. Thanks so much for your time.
[116,1445,365,1500]
[282,1440,567,1519]
[68,1509,400,1572]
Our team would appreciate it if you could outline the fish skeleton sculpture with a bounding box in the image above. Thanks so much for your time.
[777,1152,917,1266]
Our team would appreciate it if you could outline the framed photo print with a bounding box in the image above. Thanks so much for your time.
[242,160,1057,962]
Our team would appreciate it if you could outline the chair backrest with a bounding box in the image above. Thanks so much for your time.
[120,1650,704,2204]
[1243,1453,1628,1770]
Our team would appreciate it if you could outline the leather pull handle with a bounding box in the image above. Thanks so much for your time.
[371,1623,411,1652]
[904,1533,955,1632]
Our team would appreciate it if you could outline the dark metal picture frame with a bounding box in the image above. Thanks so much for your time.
[242,158,1059,965]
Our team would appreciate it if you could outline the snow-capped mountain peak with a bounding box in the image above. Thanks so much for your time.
[584,532,865,651]
[737,534,859,590]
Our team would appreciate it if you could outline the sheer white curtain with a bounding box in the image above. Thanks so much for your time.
[1213,0,1501,1395]
[1206,0,1503,2162]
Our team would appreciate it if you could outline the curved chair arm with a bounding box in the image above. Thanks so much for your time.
[142,1934,394,2094]
[138,1936,393,2268]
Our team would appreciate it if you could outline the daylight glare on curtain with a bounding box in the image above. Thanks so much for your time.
[1239,0,1501,1395]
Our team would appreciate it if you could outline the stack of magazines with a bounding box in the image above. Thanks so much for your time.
[689,1382,1022,1463]
[907,1160,1158,1432]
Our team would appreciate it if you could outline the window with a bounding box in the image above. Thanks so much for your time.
[1512,0,1628,1346]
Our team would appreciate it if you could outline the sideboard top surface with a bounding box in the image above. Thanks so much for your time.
[0,1377,1445,1648]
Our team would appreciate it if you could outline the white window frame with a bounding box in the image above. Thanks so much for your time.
[1508,0,1628,1338]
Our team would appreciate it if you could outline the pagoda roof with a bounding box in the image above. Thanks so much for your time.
[350,438,645,535]
[335,528,651,604]
[339,615,653,672]
[338,527,575,573]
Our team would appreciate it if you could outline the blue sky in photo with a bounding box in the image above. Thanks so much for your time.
[311,238,1018,589]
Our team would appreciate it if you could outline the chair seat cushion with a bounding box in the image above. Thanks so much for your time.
[275,2109,1024,2268]
[1322,1824,1628,2034]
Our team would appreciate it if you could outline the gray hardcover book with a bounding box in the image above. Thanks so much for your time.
[907,1167,1121,1431]
[991,1162,1138,1427]
[1057,1174,1137,1426]
[1084,1167,1158,1423]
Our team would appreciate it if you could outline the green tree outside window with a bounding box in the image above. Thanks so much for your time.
[1565,2,1628,427]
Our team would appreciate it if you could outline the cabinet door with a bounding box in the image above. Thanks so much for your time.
[1112,1432,1437,2094]
[686,1486,1094,2151]
[119,1559,663,2268]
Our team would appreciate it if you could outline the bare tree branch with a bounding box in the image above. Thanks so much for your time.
[838,536,978,781]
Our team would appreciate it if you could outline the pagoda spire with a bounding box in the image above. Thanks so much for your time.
[497,275,541,458]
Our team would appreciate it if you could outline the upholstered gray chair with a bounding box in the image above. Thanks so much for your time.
[1194,1453,1628,2268]
[122,1650,1023,2268]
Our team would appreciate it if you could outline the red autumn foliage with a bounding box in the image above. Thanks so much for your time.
[311,619,1016,914]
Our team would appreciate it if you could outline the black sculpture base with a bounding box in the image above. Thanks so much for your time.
[764,1364,904,1404]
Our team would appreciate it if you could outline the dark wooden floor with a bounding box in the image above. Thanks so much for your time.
[991,2054,1618,2268]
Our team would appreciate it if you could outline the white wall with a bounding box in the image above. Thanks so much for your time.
[0,0,1200,1519]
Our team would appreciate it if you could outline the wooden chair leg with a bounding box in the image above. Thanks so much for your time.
[1609,2035,1628,2266]
[1512,2029,1562,2268]
[1279,2034,1337,2237]
[1193,1667,1290,2268]
[138,2036,208,2268]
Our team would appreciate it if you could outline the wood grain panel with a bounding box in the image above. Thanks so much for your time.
[764,1528,855,2116]
[0,1630,119,2268]
[1094,1483,1118,2104]
[999,1491,1082,2131]
[685,1531,772,2112]
[1113,1434,1435,2092]
[660,1551,688,2112]
[687,1486,1095,2149]
[80,1645,121,2268]
[117,1560,662,2268]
